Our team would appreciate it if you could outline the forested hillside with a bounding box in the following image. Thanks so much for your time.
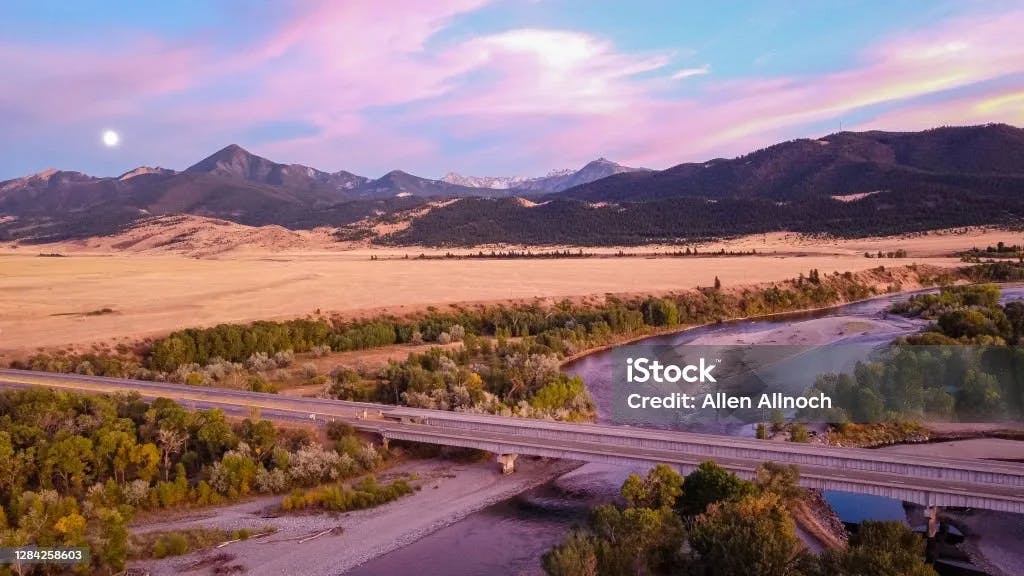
[556,124,1024,202]
[382,187,1024,246]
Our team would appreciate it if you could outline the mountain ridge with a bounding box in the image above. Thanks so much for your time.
[554,123,1024,202]
[2,123,1023,245]
[441,157,646,192]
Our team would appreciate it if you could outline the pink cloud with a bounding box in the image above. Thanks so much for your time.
[853,88,1024,132]
[481,8,1024,170]
[3,2,1024,177]
[0,38,202,126]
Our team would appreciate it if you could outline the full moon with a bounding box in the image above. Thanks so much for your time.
[102,130,120,147]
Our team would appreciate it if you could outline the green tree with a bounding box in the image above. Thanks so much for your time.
[44,435,94,492]
[544,471,687,576]
[641,298,680,327]
[679,461,757,516]
[771,408,786,432]
[91,508,129,571]
[542,531,598,576]
[0,431,31,496]
[956,370,1003,420]
[589,504,686,575]
[96,429,137,484]
[689,493,809,576]
[817,521,937,576]
[240,419,278,464]
[755,462,802,502]
[621,464,684,510]
[194,409,236,460]
[131,442,161,482]
[1005,300,1024,342]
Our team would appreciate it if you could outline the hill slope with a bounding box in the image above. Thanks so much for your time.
[382,124,1024,246]
[382,188,1024,246]
[556,124,1024,203]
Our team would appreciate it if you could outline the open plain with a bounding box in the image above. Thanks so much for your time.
[3,226,1013,354]
[0,231,977,354]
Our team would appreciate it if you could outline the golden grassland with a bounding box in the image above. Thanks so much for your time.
[0,252,958,355]
[5,226,1017,354]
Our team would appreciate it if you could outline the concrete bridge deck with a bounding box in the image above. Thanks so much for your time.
[1,368,1022,513]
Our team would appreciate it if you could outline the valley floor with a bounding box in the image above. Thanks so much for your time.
[0,243,965,356]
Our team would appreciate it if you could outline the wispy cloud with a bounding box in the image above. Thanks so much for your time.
[671,65,710,80]
[1,2,1023,178]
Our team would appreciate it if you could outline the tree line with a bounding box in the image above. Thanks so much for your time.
[371,247,760,261]
[798,283,1024,426]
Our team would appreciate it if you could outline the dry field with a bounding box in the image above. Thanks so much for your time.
[0,245,968,355]
[5,226,1016,354]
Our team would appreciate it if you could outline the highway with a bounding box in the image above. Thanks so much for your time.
[2,368,1023,513]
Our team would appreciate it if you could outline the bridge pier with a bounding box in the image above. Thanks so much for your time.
[925,506,941,538]
[496,453,518,475]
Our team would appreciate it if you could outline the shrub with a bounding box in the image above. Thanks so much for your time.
[152,533,189,559]
[298,363,318,379]
[273,350,295,368]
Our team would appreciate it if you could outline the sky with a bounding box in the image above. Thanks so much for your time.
[2,0,1023,180]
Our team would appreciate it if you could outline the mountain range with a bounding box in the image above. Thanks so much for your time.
[2,123,1023,245]
[0,145,640,242]
[388,124,1024,245]
[441,158,647,193]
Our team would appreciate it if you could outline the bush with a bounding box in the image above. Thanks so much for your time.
[152,533,189,559]
[281,477,414,513]
[301,362,319,379]
[325,421,356,441]
[273,350,295,368]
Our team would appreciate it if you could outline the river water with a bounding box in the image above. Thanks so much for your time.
[349,287,1024,576]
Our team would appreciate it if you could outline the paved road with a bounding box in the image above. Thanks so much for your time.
[2,368,1023,512]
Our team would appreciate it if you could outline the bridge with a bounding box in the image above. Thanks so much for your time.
[2,368,1023,516]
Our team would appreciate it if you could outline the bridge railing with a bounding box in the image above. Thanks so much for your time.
[391,410,1024,489]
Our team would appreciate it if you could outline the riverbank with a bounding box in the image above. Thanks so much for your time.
[127,457,578,576]
[560,265,965,368]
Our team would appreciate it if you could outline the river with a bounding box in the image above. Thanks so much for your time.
[349,287,1024,576]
